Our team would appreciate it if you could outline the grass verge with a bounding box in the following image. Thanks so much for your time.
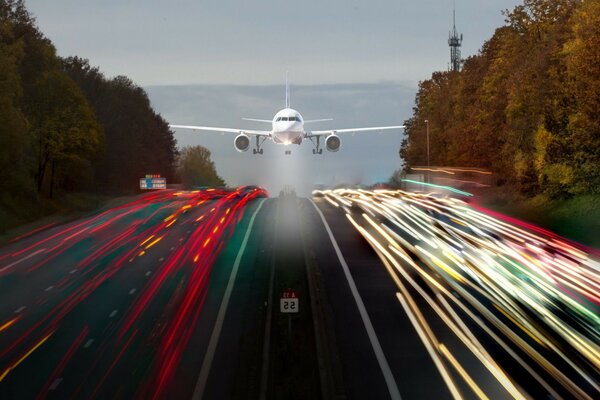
[474,188,600,249]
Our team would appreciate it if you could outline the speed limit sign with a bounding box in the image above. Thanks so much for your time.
[280,289,299,313]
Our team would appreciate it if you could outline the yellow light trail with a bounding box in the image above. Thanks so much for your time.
[0,317,19,333]
[0,332,54,382]
[144,236,163,250]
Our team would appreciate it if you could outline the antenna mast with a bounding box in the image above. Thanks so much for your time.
[448,5,463,72]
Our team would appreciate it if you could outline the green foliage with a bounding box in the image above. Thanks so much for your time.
[0,0,183,231]
[0,14,30,195]
[177,146,225,188]
[63,57,178,193]
[400,0,599,198]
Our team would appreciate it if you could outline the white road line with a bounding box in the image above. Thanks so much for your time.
[69,269,77,274]
[14,306,26,314]
[145,271,152,277]
[191,198,266,400]
[109,309,118,318]
[45,285,54,292]
[83,339,94,349]
[310,199,402,400]
[49,378,62,390]
[159,257,165,262]
[0,248,47,273]
[129,288,137,295]
[170,247,175,251]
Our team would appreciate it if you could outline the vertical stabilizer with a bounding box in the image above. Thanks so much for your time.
[285,72,290,109]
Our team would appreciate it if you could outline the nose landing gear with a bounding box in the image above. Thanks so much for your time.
[285,150,291,155]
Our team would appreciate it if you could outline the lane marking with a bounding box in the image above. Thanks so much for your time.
[109,310,118,318]
[310,199,402,400]
[129,288,137,295]
[83,339,94,349]
[159,257,165,262]
[191,198,266,400]
[69,269,77,274]
[45,286,54,292]
[145,271,152,277]
[49,378,62,391]
[14,306,26,314]
[259,200,279,400]
[0,248,47,273]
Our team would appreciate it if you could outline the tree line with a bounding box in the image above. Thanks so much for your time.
[400,0,600,198]
[0,0,181,203]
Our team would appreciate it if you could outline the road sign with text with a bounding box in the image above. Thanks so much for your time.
[280,289,299,313]
[140,175,166,190]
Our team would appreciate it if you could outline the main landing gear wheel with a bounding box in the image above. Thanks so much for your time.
[308,135,323,154]
[253,136,266,155]
[285,150,291,155]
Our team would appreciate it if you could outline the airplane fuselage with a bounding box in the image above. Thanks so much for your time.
[271,108,304,145]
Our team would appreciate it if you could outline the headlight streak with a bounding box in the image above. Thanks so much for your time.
[317,188,600,399]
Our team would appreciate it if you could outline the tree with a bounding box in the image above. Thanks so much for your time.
[0,14,30,196]
[28,70,102,196]
[63,58,178,193]
[177,146,225,188]
[400,0,597,198]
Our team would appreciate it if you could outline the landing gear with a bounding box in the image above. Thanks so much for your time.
[308,135,323,154]
[253,136,267,155]
[285,150,291,155]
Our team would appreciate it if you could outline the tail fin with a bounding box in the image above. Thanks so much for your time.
[285,72,290,108]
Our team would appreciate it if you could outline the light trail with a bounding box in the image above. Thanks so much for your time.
[0,186,267,398]
[314,188,600,399]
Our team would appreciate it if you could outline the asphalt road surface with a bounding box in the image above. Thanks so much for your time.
[0,187,598,400]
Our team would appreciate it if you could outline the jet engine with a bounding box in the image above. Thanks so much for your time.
[325,134,341,152]
[234,134,250,152]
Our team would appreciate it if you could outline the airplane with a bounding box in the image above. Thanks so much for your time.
[169,77,405,155]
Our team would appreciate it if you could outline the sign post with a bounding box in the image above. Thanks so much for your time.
[280,288,299,342]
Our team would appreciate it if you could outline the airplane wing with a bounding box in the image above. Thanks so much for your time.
[169,124,271,137]
[306,125,405,137]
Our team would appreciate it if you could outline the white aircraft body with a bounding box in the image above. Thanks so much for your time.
[170,79,405,155]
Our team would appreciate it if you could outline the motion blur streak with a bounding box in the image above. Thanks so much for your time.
[314,188,600,399]
[0,186,266,398]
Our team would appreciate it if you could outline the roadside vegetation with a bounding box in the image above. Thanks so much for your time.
[401,0,599,198]
[0,0,222,233]
[177,145,225,189]
[399,0,600,243]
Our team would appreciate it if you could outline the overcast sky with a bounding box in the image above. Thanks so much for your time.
[26,0,520,85]
[25,0,521,194]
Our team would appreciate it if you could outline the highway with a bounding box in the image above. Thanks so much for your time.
[313,188,600,400]
[0,187,267,399]
[0,187,598,399]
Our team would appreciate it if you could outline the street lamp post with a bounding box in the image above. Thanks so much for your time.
[425,119,430,168]
[425,119,430,183]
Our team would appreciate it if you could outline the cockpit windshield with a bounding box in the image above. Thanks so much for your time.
[276,116,299,122]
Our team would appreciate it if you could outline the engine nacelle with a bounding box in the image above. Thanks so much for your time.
[325,134,341,152]
[234,134,250,152]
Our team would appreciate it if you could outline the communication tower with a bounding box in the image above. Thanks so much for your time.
[448,7,463,71]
